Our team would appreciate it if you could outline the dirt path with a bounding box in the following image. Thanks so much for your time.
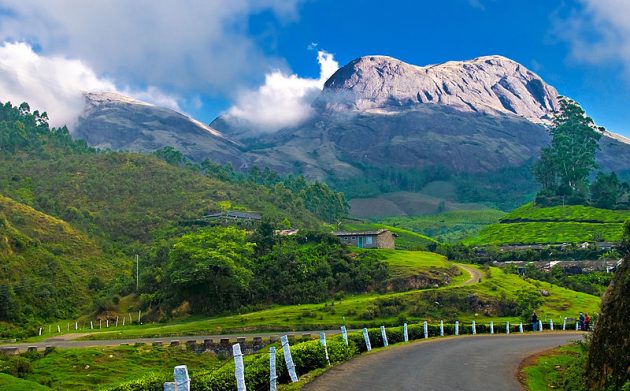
[457,264,483,285]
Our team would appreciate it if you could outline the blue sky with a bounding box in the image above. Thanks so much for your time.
[0,0,628,135]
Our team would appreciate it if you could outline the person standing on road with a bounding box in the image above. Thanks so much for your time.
[531,311,538,331]
[584,313,590,331]
[579,312,585,330]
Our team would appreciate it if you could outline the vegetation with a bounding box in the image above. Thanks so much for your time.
[467,204,629,245]
[522,344,589,391]
[377,209,506,243]
[337,221,436,250]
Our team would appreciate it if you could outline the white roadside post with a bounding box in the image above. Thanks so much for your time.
[90,321,93,330]
[472,320,476,335]
[380,326,388,347]
[539,320,543,332]
[99,319,102,329]
[550,319,554,331]
[320,332,330,365]
[519,322,524,334]
[439,320,444,337]
[138,310,141,324]
[233,343,246,391]
[575,321,579,331]
[75,322,78,331]
[455,321,459,336]
[174,365,190,391]
[123,317,125,326]
[38,327,42,336]
[490,321,494,335]
[116,317,119,327]
[506,321,510,335]
[563,317,567,331]
[57,325,60,333]
[269,347,277,391]
[163,382,176,391]
[106,319,109,328]
[403,323,409,342]
[281,335,298,382]
[362,328,372,351]
[341,326,349,346]
[423,321,428,339]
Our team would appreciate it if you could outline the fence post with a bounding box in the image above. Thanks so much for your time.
[57,325,60,333]
[362,328,372,352]
[380,326,388,347]
[90,321,93,330]
[341,326,348,346]
[269,347,277,391]
[563,317,567,331]
[472,320,476,335]
[424,321,428,339]
[490,321,494,335]
[106,319,109,328]
[455,321,459,336]
[403,323,409,342]
[539,320,543,332]
[320,332,330,365]
[281,335,298,382]
[519,322,524,333]
[75,322,78,331]
[233,344,246,391]
[440,320,444,337]
[506,321,510,335]
[38,327,42,336]
[173,365,190,391]
[575,321,579,330]
[550,319,554,331]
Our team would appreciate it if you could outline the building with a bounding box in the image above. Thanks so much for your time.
[333,229,396,249]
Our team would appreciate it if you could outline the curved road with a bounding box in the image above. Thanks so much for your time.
[305,333,584,391]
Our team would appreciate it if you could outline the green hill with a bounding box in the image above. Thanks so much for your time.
[0,195,125,332]
[377,209,506,243]
[467,203,630,245]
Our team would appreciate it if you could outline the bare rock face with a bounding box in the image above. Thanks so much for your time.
[322,55,559,123]
[74,92,245,166]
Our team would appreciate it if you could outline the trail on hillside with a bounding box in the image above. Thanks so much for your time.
[456,264,483,285]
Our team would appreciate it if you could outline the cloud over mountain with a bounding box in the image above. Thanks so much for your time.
[225,50,339,132]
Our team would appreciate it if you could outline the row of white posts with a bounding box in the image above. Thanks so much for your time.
[38,312,143,336]
[162,318,575,390]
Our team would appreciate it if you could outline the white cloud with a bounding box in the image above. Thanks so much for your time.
[558,0,630,76]
[226,50,339,132]
[0,42,179,128]
[0,0,300,95]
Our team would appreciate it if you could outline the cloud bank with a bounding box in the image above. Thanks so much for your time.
[0,0,300,95]
[0,42,179,128]
[559,0,630,77]
[227,50,339,132]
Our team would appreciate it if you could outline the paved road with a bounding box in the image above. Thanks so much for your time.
[305,333,584,391]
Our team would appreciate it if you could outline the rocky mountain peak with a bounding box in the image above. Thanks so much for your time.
[323,54,560,123]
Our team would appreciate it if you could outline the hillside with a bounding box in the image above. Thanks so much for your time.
[0,194,125,331]
[377,209,506,243]
[466,203,630,245]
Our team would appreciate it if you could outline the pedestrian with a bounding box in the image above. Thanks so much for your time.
[579,312,585,331]
[531,311,538,331]
[584,313,590,331]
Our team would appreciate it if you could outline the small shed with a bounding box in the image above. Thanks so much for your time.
[333,229,396,249]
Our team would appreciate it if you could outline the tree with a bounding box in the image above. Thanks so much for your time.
[534,98,601,201]
[590,172,621,209]
[165,227,255,314]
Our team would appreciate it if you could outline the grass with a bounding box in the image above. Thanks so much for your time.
[377,209,507,243]
[29,258,598,342]
[522,344,585,391]
[504,203,630,223]
[339,222,437,249]
[0,373,50,390]
[465,221,623,245]
[22,345,222,390]
[377,250,459,280]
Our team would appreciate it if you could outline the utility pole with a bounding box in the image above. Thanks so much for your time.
[136,254,139,292]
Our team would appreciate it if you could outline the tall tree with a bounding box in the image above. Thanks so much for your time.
[534,98,601,198]
[590,172,621,209]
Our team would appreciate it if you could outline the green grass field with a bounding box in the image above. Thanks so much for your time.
[467,204,630,245]
[19,345,221,390]
[23,254,598,342]
[0,373,50,390]
[522,344,585,391]
[377,209,507,243]
[504,203,630,223]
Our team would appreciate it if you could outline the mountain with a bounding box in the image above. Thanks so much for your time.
[74,92,245,167]
[73,55,630,214]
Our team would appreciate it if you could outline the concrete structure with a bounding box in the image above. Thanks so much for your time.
[333,229,396,249]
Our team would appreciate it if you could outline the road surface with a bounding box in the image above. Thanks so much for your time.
[304,333,584,391]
